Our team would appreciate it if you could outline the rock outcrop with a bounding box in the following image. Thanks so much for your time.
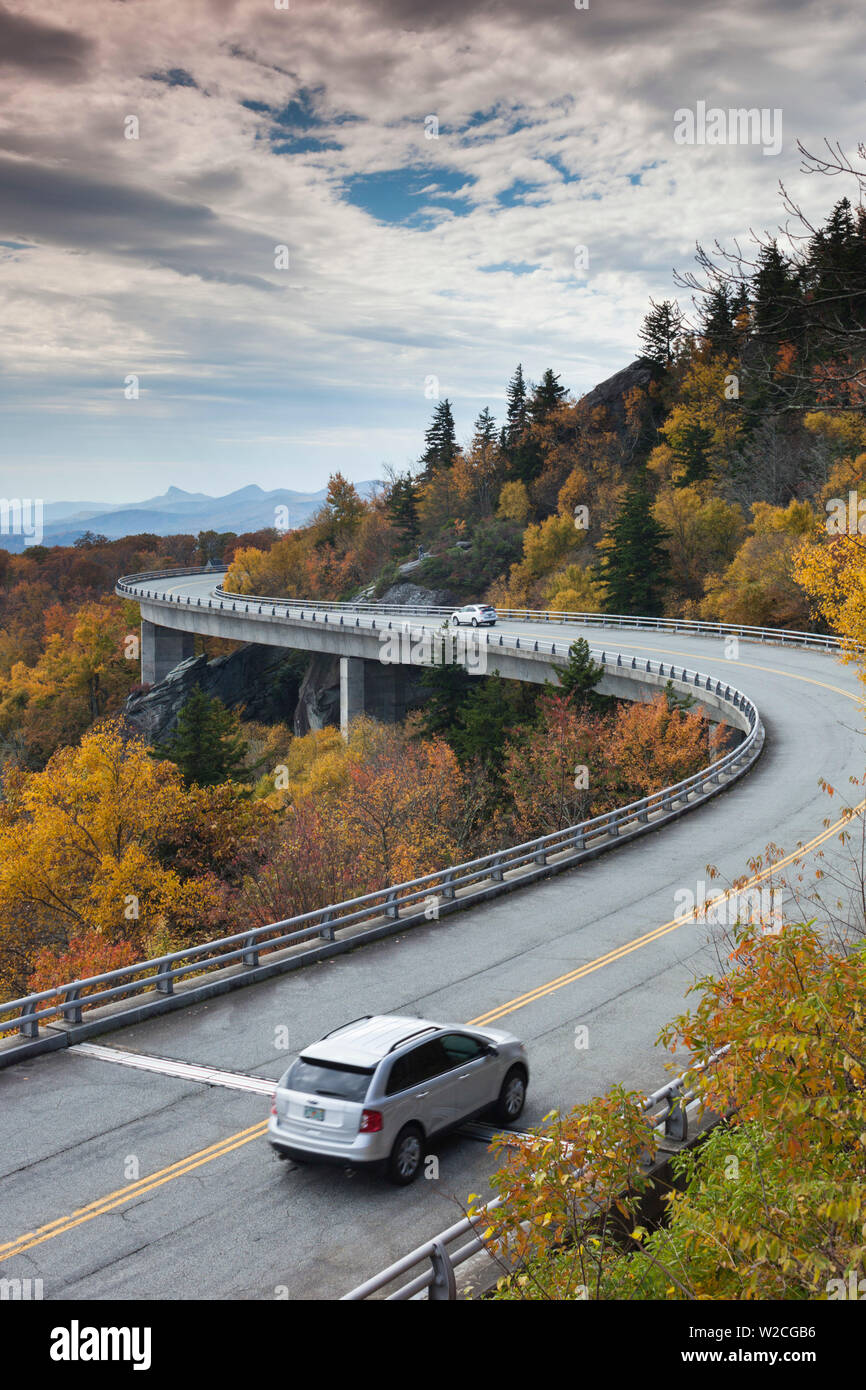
[375,581,455,608]
[124,643,303,744]
[579,358,657,430]
[293,653,342,736]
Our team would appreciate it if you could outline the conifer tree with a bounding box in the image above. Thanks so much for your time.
[419,400,459,478]
[530,368,567,422]
[639,298,684,366]
[597,474,670,616]
[505,364,528,442]
[152,687,248,787]
[551,637,605,709]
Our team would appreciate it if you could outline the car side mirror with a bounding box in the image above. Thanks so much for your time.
[486,1044,499,1057]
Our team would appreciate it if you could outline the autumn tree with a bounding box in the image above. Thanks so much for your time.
[701,500,817,628]
[485,919,866,1301]
[0,721,219,996]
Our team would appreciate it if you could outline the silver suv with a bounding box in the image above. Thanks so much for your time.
[268,1014,529,1184]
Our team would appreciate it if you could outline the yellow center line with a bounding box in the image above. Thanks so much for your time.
[0,1122,266,1260]
[2,653,861,1261]
[468,803,863,1026]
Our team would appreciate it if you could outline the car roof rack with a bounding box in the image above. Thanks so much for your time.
[387,1025,438,1053]
[318,1015,373,1040]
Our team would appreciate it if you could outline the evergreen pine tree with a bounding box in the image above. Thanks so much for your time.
[385,471,420,543]
[472,406,498,451]
[529,368,567,422]
[700,284,738,354]
[419,400,459,479]
[152,687,249,787]
[639,298,684,366]
[550,638,605,709]
[505,364,528,443]
[416,662,474,738]
[597,474,670,616]
[751,241,800,341]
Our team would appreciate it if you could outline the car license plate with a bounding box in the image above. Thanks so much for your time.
[303,1104,325,1122]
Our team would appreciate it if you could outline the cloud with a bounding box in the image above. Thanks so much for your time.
[0,2,94,81]
[0,0,862,500]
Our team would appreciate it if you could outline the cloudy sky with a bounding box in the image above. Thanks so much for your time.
[0,0,863,505]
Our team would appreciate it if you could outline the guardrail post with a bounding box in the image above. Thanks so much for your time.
[242,935,260,967]
[490,856,505,882]
[663,1095,688,1142]
[156,961,174,994]
[63,985,83,1025]
[384,891,399,919]
[19,1001,39,1038]
[441,871,456,901]
[428,1240,457,1301]
[319,913,335,942]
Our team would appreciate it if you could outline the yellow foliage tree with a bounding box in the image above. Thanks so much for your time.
[0,721,219,995]
[701,500,817,628]
[794,531,866,690]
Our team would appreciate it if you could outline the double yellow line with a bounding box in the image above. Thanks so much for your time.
[469,804,863,1026]
[0,1122,267,1261]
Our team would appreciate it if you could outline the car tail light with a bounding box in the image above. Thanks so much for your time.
[360,1109,383,1133]
[270,1097,277,1115]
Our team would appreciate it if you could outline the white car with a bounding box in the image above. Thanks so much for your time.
[450,603,497,627]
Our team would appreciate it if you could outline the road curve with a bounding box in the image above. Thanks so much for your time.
[0,575,862,1299]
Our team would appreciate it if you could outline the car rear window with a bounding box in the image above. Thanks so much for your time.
[285,1056,374,1102]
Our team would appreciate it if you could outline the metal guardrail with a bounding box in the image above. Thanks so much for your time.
[341,1046,731,1300]
[0,650,761,1050]
[116,565,843,651]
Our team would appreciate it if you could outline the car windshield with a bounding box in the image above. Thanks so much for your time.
[285,1056,374,1102]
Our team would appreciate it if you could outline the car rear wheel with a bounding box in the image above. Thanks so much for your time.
[494,1067,527,1126]
[471,617,478,627]
[387,1124,424,1185]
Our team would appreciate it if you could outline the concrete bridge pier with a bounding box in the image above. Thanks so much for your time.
[339,656,421,734]
[141,619,195,686]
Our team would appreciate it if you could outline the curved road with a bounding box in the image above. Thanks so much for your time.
[0,576,863,1299]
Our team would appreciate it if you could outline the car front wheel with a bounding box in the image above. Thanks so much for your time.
[451,615,461,626]
[387,1124,424,1185]
[494,1067,527,1126]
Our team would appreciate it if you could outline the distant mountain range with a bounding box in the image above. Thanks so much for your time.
[0,482,381,552]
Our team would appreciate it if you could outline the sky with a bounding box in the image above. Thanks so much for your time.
[0,0,864,505]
